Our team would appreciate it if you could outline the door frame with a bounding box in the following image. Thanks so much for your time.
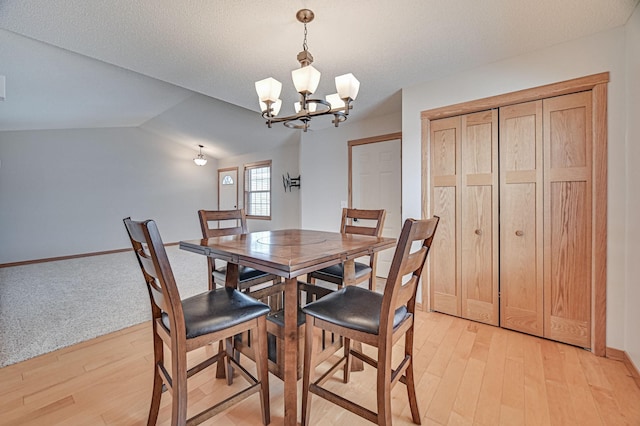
[420,72,608,356]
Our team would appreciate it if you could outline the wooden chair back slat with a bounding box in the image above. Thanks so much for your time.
[123,217,185,337]
[340,208,386,237]
[381,216,439,332]
[198,209,248,238]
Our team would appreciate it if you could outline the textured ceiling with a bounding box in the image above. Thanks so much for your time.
[0,0,638,157]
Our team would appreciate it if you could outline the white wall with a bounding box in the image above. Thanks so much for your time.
[624,3,640,372]
[0,127,218,263]
[300,112,402,232]
[218,132,302,232]
[402,26,629,349]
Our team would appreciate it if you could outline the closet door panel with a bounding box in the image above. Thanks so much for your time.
[461,111,499,325]
[544,92,592,348]
[431,186,459,315]
[461,185,495,323]
[430,117,461,317]
[499,101,543,336]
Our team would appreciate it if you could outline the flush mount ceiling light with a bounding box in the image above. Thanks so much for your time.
[255,9,360,132]
[193,144,207,166]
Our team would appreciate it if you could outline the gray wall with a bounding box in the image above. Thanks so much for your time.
[0,127,217,263]
[218,132,302,232]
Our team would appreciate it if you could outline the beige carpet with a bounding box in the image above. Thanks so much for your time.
[0,246,209,368]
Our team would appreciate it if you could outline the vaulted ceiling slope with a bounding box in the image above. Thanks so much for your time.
[0,0,638,157]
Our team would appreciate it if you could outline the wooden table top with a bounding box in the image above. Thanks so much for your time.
[179,228,396,279]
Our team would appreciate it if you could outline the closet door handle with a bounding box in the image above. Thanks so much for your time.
[475,229,482,235]
[515,230,524,236]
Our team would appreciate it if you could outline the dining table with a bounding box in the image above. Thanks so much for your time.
[179,228,396,425]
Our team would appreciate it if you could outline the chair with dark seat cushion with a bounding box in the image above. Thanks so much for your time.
[301,216,439,426]
[307,208,386,290]
[198,209,280,291]
[123,217,271,426]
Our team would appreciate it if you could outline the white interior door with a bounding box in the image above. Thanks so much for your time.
[351,137,402,278]
[218,168,238,228]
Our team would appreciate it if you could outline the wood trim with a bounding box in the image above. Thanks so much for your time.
[606,346,625,361]
[421,118,431,310]
[607,347,640,390]
[0,242,180,268]
[592,82,608,357]
[348,132,402,147]
[420,72,608,355]
[623,352,640,390]
[421,72,610,120]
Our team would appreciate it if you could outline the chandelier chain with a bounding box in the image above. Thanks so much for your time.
[302,22,308,52]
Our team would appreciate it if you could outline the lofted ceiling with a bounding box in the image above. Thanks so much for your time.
[0,0,638,158]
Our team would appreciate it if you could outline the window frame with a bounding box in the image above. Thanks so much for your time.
[243,160,272,220]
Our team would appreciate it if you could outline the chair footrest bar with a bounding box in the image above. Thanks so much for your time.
[187,353,223,379]
[227,353,259,385]
[390,354,410,388]
[315,356,347,387]
[349,349,377,368]
[310,383,378,424]
[187,382,261,426]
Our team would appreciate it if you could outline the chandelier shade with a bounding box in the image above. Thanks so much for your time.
[291,65,321,95]
[335,73,360,101]
[255,9,359,132]
[255,77,282,103]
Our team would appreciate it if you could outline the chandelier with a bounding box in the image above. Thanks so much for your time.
[193,144,207,166]
[255,9,360,132]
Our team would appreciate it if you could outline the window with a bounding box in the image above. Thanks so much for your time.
[244,160,271,219]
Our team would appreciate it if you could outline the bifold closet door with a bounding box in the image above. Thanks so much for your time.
[430,111,498,325]
[499,101,544,336]
[543,91,592,348]
[430,116,461,317]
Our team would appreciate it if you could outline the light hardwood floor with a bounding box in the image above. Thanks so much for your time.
[2,311,639,425]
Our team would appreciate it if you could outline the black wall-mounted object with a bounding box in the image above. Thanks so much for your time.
[283,173,301,192]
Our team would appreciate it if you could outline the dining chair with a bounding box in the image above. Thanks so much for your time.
[301,216,439,426]
[198,209,280,291]
[123,217,271,426]
[307,208,386,290]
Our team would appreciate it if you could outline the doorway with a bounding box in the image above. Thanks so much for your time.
[349,132,402,278]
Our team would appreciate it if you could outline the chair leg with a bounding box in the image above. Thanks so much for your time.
[405,331,421,424]
[171,352,188,426]
[377,348,393,426]
[302,314,318,426]
[254,316,271,425]
[343,337,352,383]
[215,340,227,380]
[225,337,235,386]
[147,335,164,426]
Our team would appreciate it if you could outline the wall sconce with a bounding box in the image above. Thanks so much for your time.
[283,173,301,192]
[193,144,207,166]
